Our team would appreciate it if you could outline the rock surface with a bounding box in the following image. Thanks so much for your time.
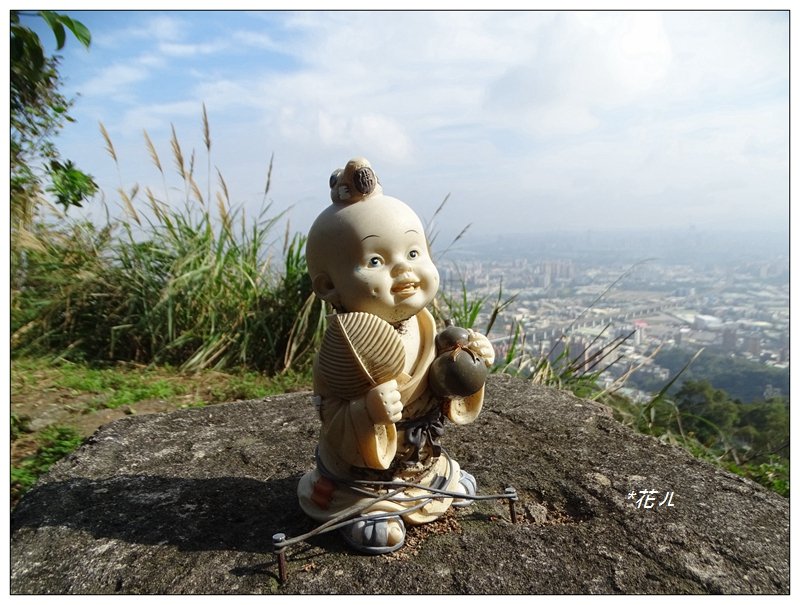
[10,374,789,595]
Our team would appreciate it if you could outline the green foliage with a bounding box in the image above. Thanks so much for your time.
[47,160,98,210]
[11,10,95,222]
[673,380,740,447]
[11,425,83,502]
[11,217,115,349]
[13,357,188,410]
[13,355,313,409]
[735,397,790,460]
[437,280,487,330]
[60,369,182,410]
[207,368,312,401]
[667,379,790,465]
[436,273,516,334]
[11,413,32,440]
[104,380,178,409]
[631,347,789,403]
[497,323,637,403]
[609,374,790,497]
[727,456,789,498]
[9,356,315,503]
[38,11,92,49]
[12,112,326,375]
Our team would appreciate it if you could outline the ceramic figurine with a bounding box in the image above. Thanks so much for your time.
[297,157,495,554]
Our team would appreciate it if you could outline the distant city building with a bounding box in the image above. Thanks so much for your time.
[722,327,738,352]
[439,238,787,398]
[744,334,762,357]
[633,320,647,346]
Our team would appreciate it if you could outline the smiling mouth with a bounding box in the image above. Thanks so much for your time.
[391,281,420,296]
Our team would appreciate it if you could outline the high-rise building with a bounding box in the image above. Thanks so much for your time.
[722,327,737,351]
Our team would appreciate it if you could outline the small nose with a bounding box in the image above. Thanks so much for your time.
[391,259,412,277]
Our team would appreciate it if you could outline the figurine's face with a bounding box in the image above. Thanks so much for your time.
[314,198,439,323]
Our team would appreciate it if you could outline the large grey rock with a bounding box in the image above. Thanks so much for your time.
[10,374,788,594]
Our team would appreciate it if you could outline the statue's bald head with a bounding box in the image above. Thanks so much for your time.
[306,194,425,291]
[305,158,438,321]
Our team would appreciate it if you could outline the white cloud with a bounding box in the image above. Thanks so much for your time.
[481,12,674,138]
[90,13,185,51]
[193,78,260,108]
[136,14,186,43]
[231,30,282,51]
[52,10,789,235]
[660,11,788,100]
[81,63,153,101]
[158,40,228,57]
[317,110,413,163]
[106,100,206,139]
[598,12,673,97]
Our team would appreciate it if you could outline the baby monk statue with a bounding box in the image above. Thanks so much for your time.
[297,157,495,554]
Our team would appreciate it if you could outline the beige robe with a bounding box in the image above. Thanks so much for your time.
[297,309,483,525]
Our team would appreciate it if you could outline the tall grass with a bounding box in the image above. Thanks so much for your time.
[436,270,638,402]
[11,110,325,374]
[494,321,639,400]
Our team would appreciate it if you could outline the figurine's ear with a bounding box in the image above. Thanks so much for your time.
[312,272,340,306]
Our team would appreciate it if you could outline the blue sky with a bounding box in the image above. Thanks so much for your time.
[18,9,790,242]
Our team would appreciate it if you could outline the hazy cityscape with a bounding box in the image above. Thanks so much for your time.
[436,228,789,403]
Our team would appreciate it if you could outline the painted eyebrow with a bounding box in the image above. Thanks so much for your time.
[361,230,418,241]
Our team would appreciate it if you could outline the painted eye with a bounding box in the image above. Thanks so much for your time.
[408,249,420,260]
[368,256,383,267]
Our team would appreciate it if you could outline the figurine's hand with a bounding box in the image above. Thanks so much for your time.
[365,379,403,425]
[467,330,496,367]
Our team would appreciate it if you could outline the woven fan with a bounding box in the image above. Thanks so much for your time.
[317,312,405,400]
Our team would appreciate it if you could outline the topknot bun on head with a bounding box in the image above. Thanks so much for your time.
[329,157,383,204]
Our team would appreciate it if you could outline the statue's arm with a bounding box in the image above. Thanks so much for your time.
[443,387,485,426]
[319,380,401,469]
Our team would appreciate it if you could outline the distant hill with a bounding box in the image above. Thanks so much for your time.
[447,228,789,269]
